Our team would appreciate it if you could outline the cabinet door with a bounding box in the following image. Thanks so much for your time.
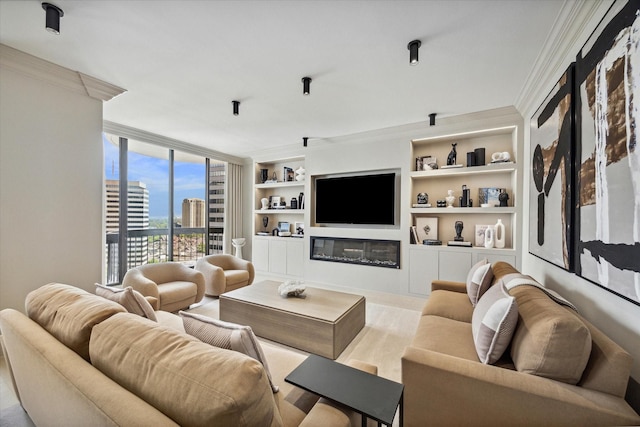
[476,253,516,267]
[438,251,472,282]
[269,240,287,274]
[286,240,304,277]
[253,238,269,272]
[409,249,438,296]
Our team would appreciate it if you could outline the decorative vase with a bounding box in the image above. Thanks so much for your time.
[260,169,268,183]
[494,219,505,248]
[484,226,494,249]
[445,190,455,208]
[295,167,306,181]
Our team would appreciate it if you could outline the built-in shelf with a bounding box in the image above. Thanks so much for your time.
[255,181,305,189]
[410,162,516,179]
[410,207,516,214]
[254,209,304,215]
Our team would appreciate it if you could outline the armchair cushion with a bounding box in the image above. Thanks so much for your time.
[95,283,157,321]
[180,311,278,393]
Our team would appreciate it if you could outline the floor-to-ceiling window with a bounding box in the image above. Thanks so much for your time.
[103,133,226,284]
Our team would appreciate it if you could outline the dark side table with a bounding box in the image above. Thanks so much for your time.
[285,354,404,427]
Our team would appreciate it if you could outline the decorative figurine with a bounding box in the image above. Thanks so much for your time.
[417,192,429,204]
[499,190,509,207]
[454,221,464,241]
[262,216,269,232]
[447,143,457,166]
[261,198,269,210]
[260,168,269,183]
[446,190,455,208]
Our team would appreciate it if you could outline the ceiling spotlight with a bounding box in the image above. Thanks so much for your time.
[42,3,64,35]
[232,100,240,116]
[407,40,421,65]
[429,113,437,126]
[303,137,308,147]
[302,77,312,95]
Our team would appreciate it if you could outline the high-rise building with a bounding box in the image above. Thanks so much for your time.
[182,198,205,228]
[208,162,226,253]
[105,180,149,280]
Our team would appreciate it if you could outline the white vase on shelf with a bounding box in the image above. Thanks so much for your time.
[260,198,269,210]
[494,219,505,249]
[484,226,494,249]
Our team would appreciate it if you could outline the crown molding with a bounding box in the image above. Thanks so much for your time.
[515,0,612,116]
[103,121,245,165]
[0,44,125,102]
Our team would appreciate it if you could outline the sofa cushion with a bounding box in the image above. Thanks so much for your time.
[90,313,281,427]
[95,283,157,321]
[472,283,518,364]
[466,259,494,306]
[412,315,479,362]
[508,284,592,385]
[180,311,278,392]
[421,290,474,323]
[25,283,126,361]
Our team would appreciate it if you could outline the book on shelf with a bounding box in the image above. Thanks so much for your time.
[410,226,419,244]
[447,240,472,247]
[412,203,432,208]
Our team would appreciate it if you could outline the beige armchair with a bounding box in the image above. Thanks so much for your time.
[195,254,255,296]
[122,262,205,312]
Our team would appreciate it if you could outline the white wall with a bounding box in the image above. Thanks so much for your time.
[0,50,107,311]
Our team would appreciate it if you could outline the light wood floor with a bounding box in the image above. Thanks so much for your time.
[0,274,426,426]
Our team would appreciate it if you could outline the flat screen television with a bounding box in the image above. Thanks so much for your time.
[314,172,397,226]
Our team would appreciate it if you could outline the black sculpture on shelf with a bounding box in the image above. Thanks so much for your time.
[454,220,464,241]
[499,190,510,207]
[262,216,269,232]
[447,143,457,166]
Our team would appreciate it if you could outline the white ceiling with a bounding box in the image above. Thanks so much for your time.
[0,0,564,158]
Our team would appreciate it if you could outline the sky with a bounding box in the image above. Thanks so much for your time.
[103,135,206,218]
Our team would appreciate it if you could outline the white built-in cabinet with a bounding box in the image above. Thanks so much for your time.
[408,114,523,296]
[252,156,305,278]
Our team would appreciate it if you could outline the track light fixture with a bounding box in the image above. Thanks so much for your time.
[42,3,64,35]
[302,77,312,95]
[232,100,240,116]
[303,137,308,147]
[429,113,437,126]
[407,40,421,65]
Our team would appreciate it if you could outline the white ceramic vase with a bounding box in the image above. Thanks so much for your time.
[484,226,494,249]
[495,219,505,249]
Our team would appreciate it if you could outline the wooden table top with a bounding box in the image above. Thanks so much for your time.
[220,280,365,323]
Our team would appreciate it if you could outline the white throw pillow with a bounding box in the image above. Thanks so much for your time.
[95,283,157,321]
[179,311,279,393]
[471,282,518,364]
[466,259,494,306]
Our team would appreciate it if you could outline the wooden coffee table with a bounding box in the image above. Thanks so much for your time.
[219,280,365,359]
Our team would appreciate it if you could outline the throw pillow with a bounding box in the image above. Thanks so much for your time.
[466,259,494,306]
[95,283,157,322]
[471,282,518,364]
[179,311,278,393]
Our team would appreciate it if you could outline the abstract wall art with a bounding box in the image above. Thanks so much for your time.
[529,64,575,271]
[574,0,640,305]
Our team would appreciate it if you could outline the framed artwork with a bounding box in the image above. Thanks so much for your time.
[284,167,294,182]
[574,0,640,305]
[294,221,304,236]
[415,217,438,242]
[475,224,491,247]
[478,187,505,207]
[529,63,575,271]
[277,221,290,233]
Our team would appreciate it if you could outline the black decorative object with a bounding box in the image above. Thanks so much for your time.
[436,200,446,208]
[291,198,298,209]
[260,169,268,183]
[461,185,470,207]
[447,143,457,166]
[454,221,464,241]
[466,152,476,167]
[474,148,486,166]
[417,192,428,204]
[42,2,63,34]
[407,40,421,65]
[298,192,304,209]
[499,190,509,207]
[263,216,269,232]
